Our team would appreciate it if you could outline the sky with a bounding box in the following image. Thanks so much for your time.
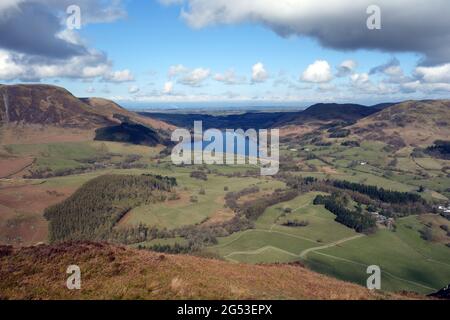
[1,0,450,109]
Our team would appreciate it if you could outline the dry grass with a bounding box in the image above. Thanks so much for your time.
[350,100,450,147]
[0,125,94,145]
[0,156,34,178]
[0,242,421,300]
[0,182,75,246]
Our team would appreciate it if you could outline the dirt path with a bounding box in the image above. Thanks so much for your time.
[299,234,365,259]
[212,229,318,249]
[223,234,364,261]
[222,233,438,292]
[0,157,35,179]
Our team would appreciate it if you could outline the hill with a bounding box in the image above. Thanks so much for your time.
[0,84,111,129]
[0,84,171,145]
[276,103,378,125]
[81,97,174,130]
[94,123,163,147]
[141,103,378,130]
[351,100,450,147]
[0,241,415,300]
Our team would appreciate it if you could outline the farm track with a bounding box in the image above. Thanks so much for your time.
[223,232,439,292]
[223,234,363,260]
[0,158,35,179]
[299,234,365,259]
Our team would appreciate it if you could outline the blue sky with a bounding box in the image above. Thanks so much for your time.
[2,0,450,108]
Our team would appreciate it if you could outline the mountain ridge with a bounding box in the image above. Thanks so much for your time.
[0,84,172,130]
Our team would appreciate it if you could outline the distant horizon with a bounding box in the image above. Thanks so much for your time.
[119,98,403,111]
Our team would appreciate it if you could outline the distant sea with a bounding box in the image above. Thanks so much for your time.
[120,101,311,113]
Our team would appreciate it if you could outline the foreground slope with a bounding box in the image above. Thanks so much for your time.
[0,242,412,300]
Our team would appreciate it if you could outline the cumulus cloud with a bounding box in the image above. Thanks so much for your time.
[103,69,134,83]
[336,60,357,77]
[163,81,174,94]
[168,64,189,78]
[167,65,211,87]
[128,85,140,94]
[167,0,450,65]
[251,62,268,83]
[0,49,131,82]
[213,69,246,85]
[0,2,87,59]
[0,0,130,82]
[401,80,450,94]
[0,51,25,80]
[370,58,399,75]
[415,63,450,83]
[301,60,333,83]
[369,57,410,84]
[178,68,210,87]
[351,73,370,86]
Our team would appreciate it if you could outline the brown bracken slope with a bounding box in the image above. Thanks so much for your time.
[350,100,450,147]
[0,242,419,300]
[0,84,172,130]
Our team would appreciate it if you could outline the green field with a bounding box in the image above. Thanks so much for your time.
[305,216,450,294]
[206,192,450,294]
[122,172,285,229]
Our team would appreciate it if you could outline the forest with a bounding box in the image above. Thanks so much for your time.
[44,174,176,242]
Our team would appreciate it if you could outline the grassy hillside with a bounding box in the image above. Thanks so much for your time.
[206,192,450,294]
[351,100,450,147]
[0,84,112,128]
[94,123,162,147]
[0,84,171,145]
[0,242,414,300]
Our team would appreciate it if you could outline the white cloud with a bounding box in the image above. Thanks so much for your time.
[351,73,370,86]
[128,85,140,94]
[163,81,174,94]
[384,65,403,77]
[415,63,450,83]
[178,67,210,87]
[103,69,135,83]
[251,62,268,83]
[0,1,130,82]
[0,49,134,82]
[214,69,246,85]
[301,60,333,83]
[336,60,357,77]
[0,50,25,80]
[168,64,189,78]
[401,80,450,93]
[86,86,95,93]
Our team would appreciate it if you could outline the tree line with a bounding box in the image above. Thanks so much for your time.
[44,174,176,242]
[314,194,377,233]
